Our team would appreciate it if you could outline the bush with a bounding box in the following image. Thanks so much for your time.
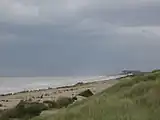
[17,100,48,116]
[78,89,94,97]
[0,103,3,107]
[152,69,160,73]
[43,100,58,108]
[73,82,84,87]
[0,100,48,120]
[72,96,78,101]
[56,97,75,108]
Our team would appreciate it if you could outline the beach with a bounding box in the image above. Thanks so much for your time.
[0,75,126,110]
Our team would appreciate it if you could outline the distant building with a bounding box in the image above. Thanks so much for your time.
[121,70,142,75]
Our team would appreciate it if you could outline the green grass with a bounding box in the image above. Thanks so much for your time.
[32,71,160,120]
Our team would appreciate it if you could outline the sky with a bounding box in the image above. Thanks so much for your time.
[0,0,160,76]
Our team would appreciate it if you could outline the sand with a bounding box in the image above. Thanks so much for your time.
[0,79,118,110]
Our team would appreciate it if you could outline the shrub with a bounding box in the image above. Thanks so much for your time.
[152,69,160,73]
[0,100,48,120]
[78,89,94,97]
[17,101,47,116]
[73,82,84,87]
[72,96,78,101]
[56,97,75,108]
[0,103,3,107]
[43,100,58,108]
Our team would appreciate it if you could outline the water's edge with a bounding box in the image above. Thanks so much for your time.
[0,75,127,95]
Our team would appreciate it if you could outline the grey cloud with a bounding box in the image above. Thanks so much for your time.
[80,1,160,26]
[0,0,160,76]
[1,0,160,26]
[1,27,160,76]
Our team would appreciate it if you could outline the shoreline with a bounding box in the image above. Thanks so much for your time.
[0,75,127,110]
[0,75,127,96]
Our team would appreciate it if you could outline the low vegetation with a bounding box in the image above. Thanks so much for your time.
[43,100,58,109]
[32,70,160,120]
[1,70,160,120]
[78,89,94,97]
[42,96,77,109]
[0,96,77,120]
[0,103,3,107]
[0,100,48,120]
[56,97,75,108]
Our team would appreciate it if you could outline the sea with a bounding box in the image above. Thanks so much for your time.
[0,75,126,94]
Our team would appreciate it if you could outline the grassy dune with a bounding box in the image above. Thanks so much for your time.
[32,71,160,120]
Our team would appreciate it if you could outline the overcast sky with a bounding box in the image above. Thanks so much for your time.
[0,0,160,76]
